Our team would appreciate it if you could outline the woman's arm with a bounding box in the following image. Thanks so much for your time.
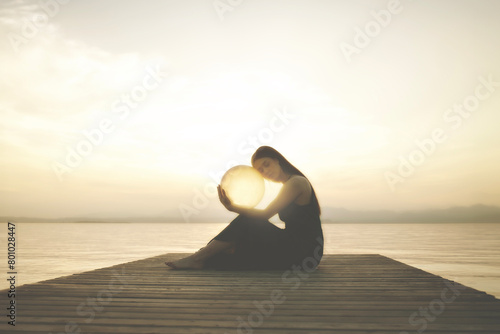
[218,176,309,220]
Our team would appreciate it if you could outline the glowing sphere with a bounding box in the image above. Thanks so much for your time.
[220,165,265,208]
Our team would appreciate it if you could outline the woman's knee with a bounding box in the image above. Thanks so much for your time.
[230,214,267,226]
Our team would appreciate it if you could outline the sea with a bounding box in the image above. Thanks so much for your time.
[1,222,499,298]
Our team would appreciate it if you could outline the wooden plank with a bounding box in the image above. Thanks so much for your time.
[1,253,499,333]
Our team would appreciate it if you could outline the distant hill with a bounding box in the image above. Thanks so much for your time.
[2,204,500,224]
[320,204,500,223]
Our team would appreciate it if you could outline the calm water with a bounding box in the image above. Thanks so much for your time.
[1,222,499,298]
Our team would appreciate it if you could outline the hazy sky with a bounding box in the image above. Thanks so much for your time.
[1,0,499,220]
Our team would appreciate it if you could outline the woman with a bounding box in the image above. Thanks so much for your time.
[165,146,324,270]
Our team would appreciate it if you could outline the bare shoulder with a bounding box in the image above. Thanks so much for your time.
[286,175,310,188]
[285,175,312,204]
[284,175,312,194]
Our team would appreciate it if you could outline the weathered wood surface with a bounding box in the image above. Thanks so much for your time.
[2,254,499,333]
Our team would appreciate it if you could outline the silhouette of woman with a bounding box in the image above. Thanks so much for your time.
[165,146,324,270]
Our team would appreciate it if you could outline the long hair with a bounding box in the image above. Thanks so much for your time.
[251,146,321,215]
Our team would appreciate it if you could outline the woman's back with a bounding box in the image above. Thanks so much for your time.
[278,185,324,263]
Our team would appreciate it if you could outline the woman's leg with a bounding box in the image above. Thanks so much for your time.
[166,239,236,269]
[166,214,280,270]
[204,239,236,254]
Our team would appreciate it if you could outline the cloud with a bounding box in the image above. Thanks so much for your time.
[0,1,170,169]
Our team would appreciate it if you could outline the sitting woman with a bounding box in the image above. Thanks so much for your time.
[165,146,324,271]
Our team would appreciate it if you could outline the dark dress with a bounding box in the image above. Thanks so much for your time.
[204,189,324,271]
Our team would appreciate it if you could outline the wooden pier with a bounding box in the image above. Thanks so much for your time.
[2,253,500,333]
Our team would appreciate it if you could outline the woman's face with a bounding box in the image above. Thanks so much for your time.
[253,157,282,182]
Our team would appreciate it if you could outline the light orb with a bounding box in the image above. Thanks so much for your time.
[220,165,265,208]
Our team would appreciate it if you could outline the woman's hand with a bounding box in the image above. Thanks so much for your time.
[217,185,234,212]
